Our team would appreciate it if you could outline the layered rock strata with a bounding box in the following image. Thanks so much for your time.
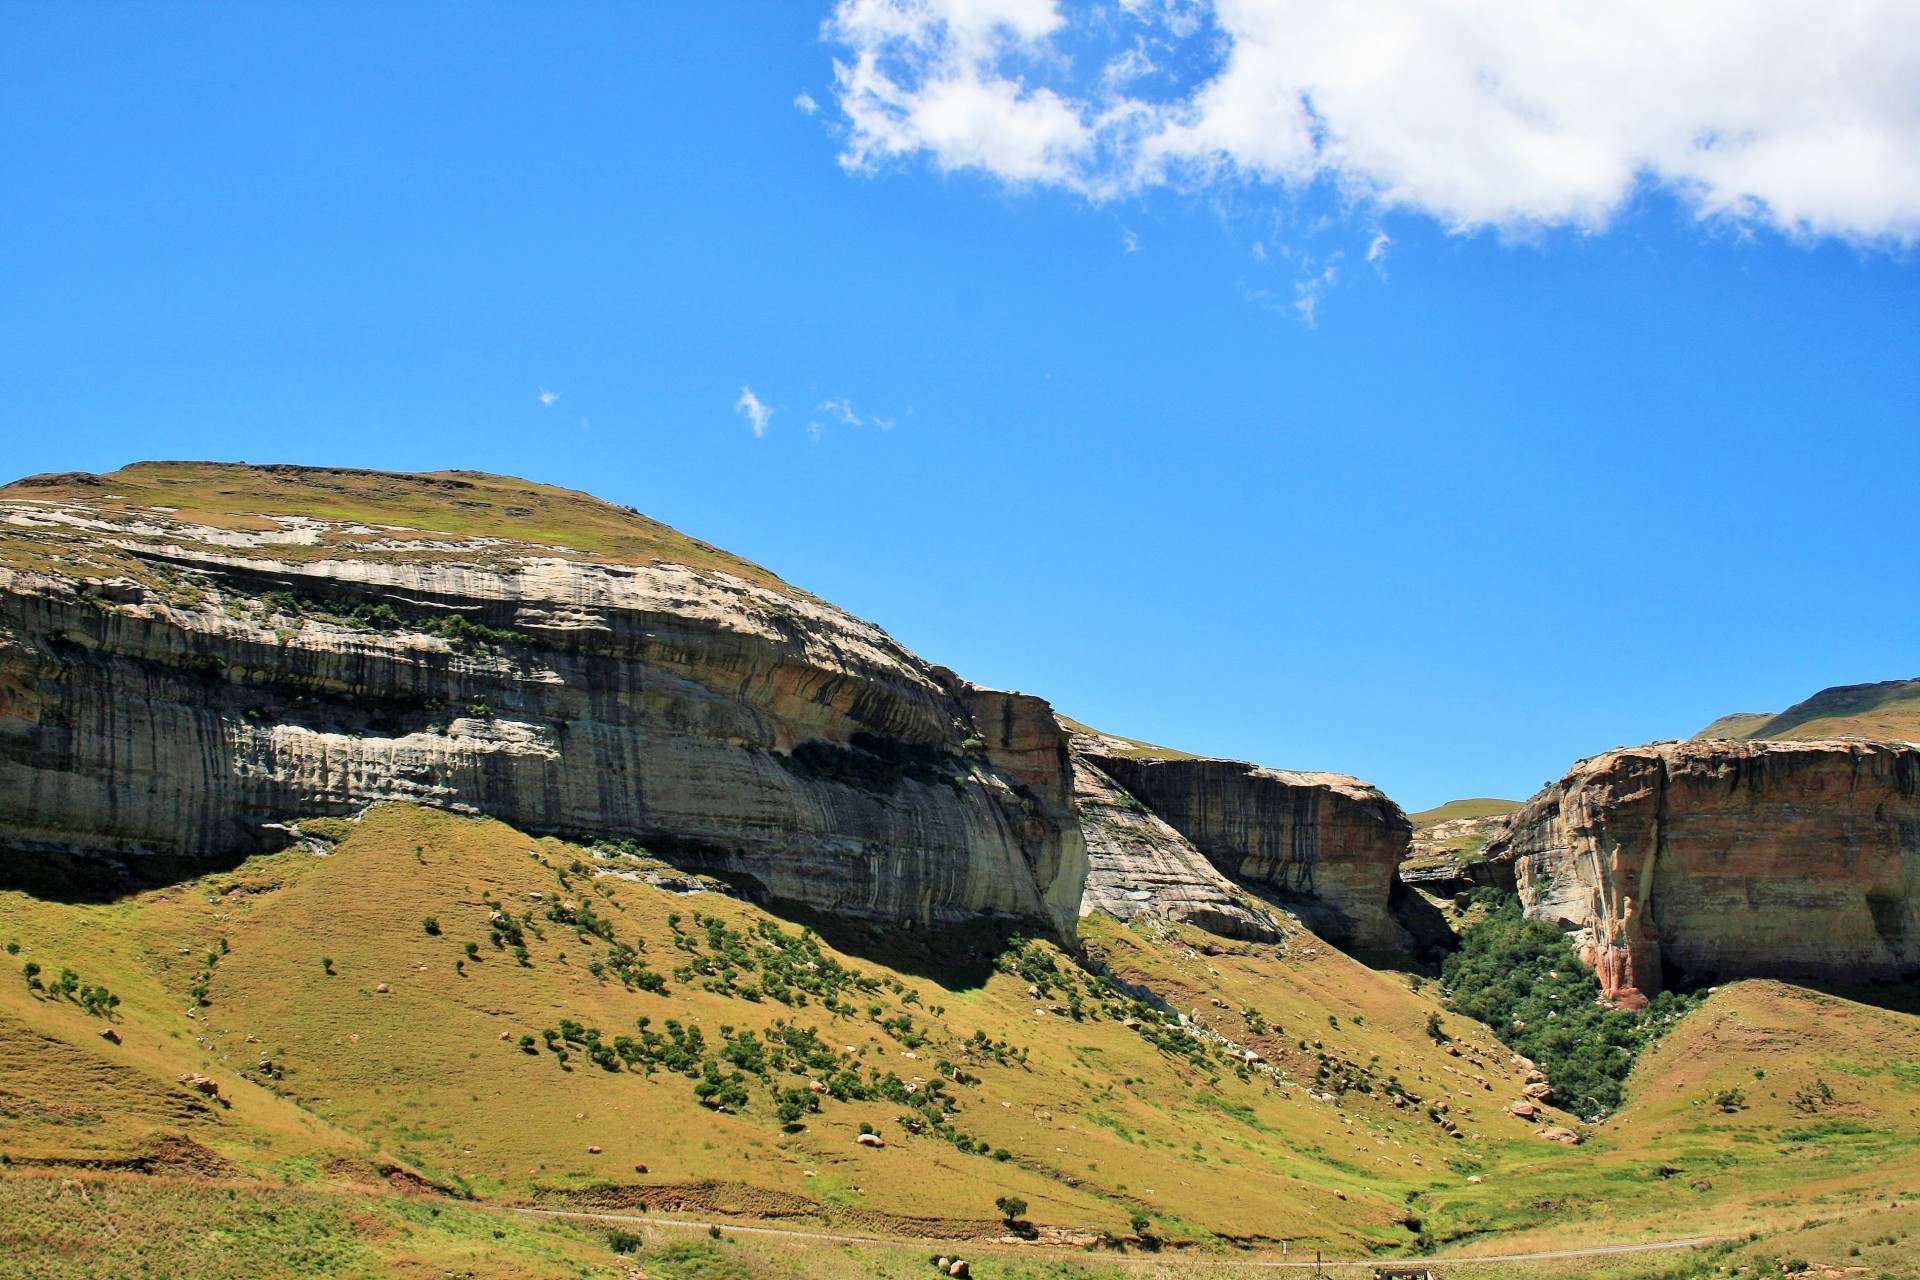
[1487,739,1920,1004]
[0,465,1086,937]
[1081,739,1412,950]
[1067,747,1283,942]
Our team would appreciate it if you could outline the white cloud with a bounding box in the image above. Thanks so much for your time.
[820,398,862,424]
[823,0,1920,244]
[538,387,561,407]
[1292,258,1339,326]
[795,91,820,114]
[735,386,773,437]
[1121,227,1141,252]
[1365,231,1392,278]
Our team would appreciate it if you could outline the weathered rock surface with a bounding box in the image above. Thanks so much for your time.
[1065,740,1283,942]
[1401,814,1507,896]
[0,464,1086,937]
[1487,739,1920,1004]
[1080,741,1412,950]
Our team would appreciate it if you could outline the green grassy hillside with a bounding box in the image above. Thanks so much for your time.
[5,805,1919,1278]
[1693,679,1920,743]
[1406,798,1522,828]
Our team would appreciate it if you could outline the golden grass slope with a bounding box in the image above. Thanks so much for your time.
[0,460,800,594]
[1694,679,1920,744]
[4,803,1920,1277]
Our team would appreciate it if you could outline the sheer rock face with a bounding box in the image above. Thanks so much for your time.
[1487,739,1920,1005]
[1068,747,1284,943]
[1081,747,1412,950]
[0,478,1086,938]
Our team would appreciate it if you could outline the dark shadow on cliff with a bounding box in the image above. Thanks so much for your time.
[0,842,255,904]
[1792,977,1920,1017]
[744,899,1036,993]
[1384,877,1459,974]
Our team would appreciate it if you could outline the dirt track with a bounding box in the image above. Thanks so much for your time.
[514,1205,1729,1269]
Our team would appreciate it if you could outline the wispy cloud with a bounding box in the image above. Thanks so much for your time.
[795,91,819,115]
[735,386,773,437]
[1293,259,1340,327]
[820,398,862,425]
[538,388,561,407]
[823,0,1920,246]
[1121,228,1141,253]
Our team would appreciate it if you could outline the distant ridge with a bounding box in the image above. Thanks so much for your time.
[1693,678,1920,743]
[1407,797,1521,828]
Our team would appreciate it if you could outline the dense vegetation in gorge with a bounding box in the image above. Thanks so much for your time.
[1442,891,1698,1120]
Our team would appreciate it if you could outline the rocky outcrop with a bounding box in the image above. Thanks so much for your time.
[0,465,1086,938]
[1068,748,1283,942]
[1400,814,1506,897]
[1487,739,1920,1004]
[1079,739,1412,950]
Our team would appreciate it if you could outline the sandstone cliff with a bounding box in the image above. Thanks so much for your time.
[1076,732,1412,951]
[1066,742,1284,942]
[0,464,1086,937]
[1487,739,1920,1004]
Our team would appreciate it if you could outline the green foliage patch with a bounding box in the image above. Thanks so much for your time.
[1441,892,1696,1120]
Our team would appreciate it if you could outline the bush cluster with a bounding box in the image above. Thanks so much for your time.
[262,590,531,648]
[1441,892,1696,1120]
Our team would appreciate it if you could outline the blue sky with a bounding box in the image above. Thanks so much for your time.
[2,3,1917,811]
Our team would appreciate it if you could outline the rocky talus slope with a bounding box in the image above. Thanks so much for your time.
[1079,735,1413,951]
[1487,738,1920,1004]
[0,463,1086,936]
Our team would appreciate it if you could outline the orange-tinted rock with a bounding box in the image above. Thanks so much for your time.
[1489,739,1920,1002]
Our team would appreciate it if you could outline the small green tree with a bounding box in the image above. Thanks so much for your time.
[1130,1212,1153,1237]
[22,961,41,990]
[321,957,335,975]
[422,916,440,935]
[995,1195,1027,1224]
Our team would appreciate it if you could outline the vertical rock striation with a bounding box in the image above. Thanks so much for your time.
[1487,739,1920,1005]
[1068,745,1284,942]
[1078,739,1412,950]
